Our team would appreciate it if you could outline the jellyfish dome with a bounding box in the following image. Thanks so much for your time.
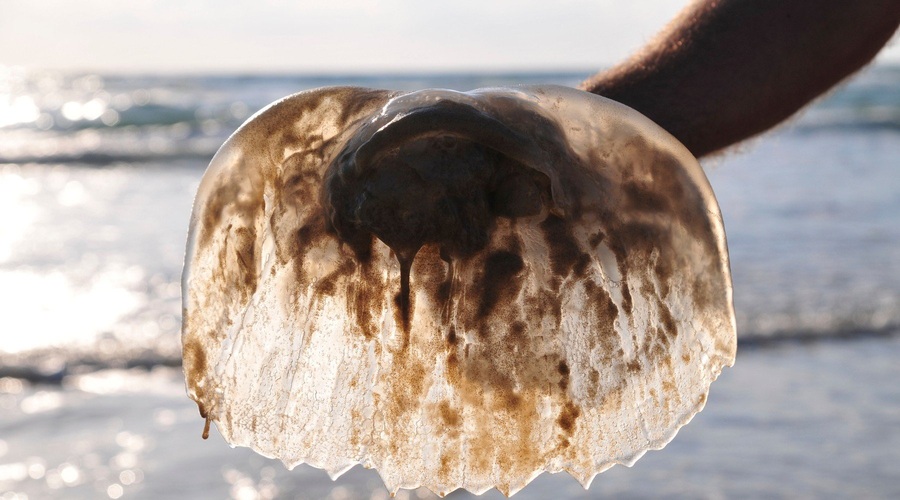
[182,85,736,496]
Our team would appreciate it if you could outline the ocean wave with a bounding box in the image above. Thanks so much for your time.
[1,67,898,171]
[0,127,223,166]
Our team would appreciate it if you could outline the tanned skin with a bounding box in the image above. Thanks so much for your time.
[580,0,900,158]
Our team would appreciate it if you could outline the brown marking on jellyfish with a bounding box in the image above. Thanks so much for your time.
[621,178,673,215]
[638,274,656,302]
[657,299,678,340]
[214,227,231,289]
[192,89,399,344]
[557,400,581,435]
[662,380,677,396]
[431,400,463,444]
[626,359,641,373]
[600,386,623,413]
[411,245,451,310]
[621,137,722,269]
[638,326,666,363]
[438,454,454,485]
[444,347,462,398]
[589,231,606,248]
[280,156,326,204]
[442,305,552,482]
[474,250,525,325]
[269,93,392,254]
[605,208,689,324]
[336,88,400,127]
[653,254,675,299]
[540,214,591,280]
[393,255,415,347]
[438,400,462,428]
[200,156,266,256]
[459,343,518,403]
[612,221,672,269]
[582,280,620,353]
[691,258,728,314]
[266,210,286,265]
[506,393,542,490]
[524,287,563,331]
[288,215,331,288]
[381,352,431,455]
[516,353,562,392]
[468,407,496,476]
[507,320,527,345]
[446,327,458,346]
[232,226,258,292]
[213,226,262,305]
[557,360,570,391]
[436,273,452,309]
[620,280,634,316]
[242,88,395,157]
[501,389,522,411]
[348,261,384,339]
[269,154,330,264]
[691,271,713,312]
[450,324,556,473]
[454,265,569,408]
[647,145,720,258]
[313,258,355,297]
[349,408,362,449]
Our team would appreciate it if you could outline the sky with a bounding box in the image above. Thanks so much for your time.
[2,0,899,74]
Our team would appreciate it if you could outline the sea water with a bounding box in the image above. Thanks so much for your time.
[1,66,899,498]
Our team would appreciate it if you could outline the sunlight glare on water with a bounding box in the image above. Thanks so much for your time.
[0,269,144,354]
[0,95,41,128]
[0,163,191,361]
[0,167,39,262]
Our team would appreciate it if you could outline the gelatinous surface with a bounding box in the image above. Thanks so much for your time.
[181,85,736,496]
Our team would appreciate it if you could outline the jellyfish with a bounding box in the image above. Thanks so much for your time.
[181,85,736,496]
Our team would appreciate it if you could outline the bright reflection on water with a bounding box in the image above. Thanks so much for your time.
[0,67,238,165]
[0,269,144,354]
[0,163,195,370]
[1,68,119,130]
[0,95,41,128]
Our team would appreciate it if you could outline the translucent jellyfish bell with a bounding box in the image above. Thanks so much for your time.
[182,85,736,496]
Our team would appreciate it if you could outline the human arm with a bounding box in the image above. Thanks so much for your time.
[580,0,900,158]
